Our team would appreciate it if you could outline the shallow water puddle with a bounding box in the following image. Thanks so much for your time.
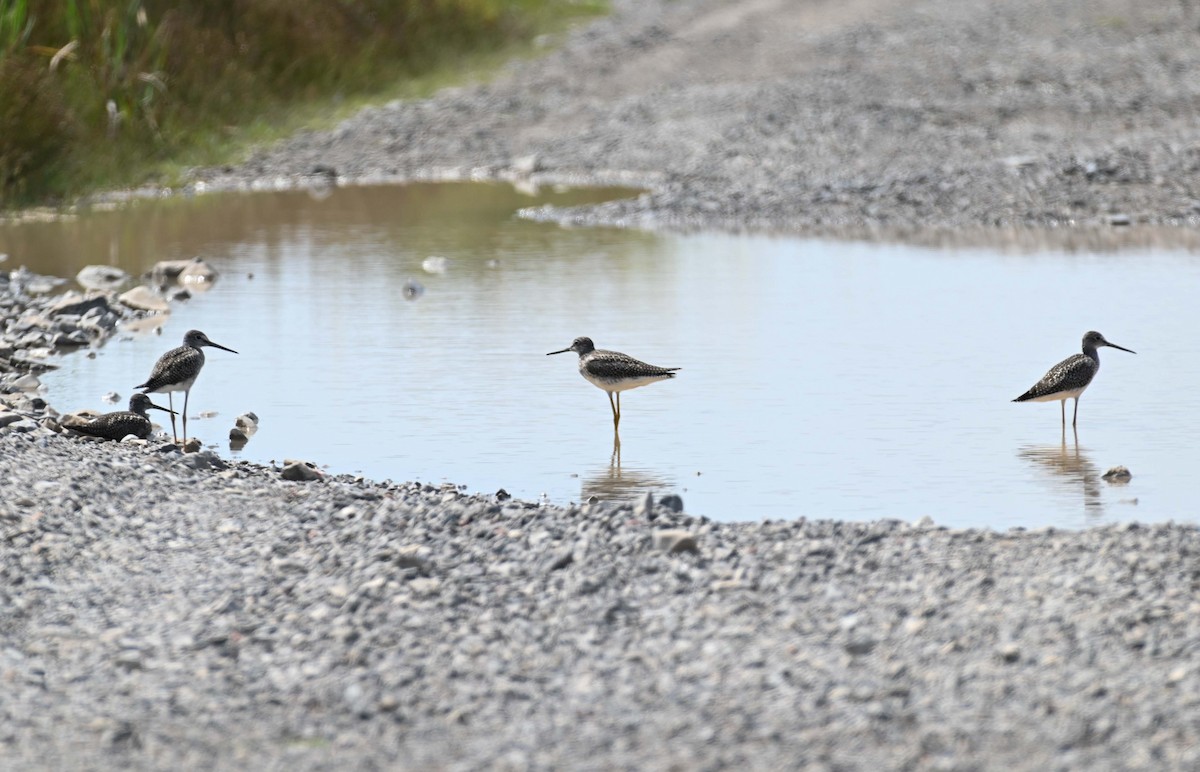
[2,183,1199,528]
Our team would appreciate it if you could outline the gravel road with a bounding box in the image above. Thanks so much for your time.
[6,0,1200,769]
[193,0,1200,239]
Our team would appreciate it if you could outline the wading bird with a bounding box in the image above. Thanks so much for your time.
[547,336,679,429]
[1013,330,1135,427]
[136,329,238,443]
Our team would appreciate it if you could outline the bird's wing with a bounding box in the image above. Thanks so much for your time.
[586,351,678,379]
[137,346,202,391]
[1017,353,1095,400]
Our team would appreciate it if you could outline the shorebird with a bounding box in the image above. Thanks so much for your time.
[136,329,238,443]
[70,393,176,441]
[547,336,679,429]
[1013,330,1135,427]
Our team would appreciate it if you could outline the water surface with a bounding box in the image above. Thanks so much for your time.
[2,183,1198,529]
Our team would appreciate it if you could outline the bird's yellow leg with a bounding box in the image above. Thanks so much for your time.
[168,392,178,443]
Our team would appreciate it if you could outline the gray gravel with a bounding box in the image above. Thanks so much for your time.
[7,0,1200,769]
[4,431,1200,769]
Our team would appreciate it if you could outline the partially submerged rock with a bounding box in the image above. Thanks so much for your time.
[1102,466,1133,483]
[229,412,258,451]
[149,257,219,287]
[76,265,128,291]
[402,279,424,300]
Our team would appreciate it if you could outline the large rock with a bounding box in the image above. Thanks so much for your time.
[118,286,170,313]
[49,292,111,317]
[0,411,26,428]
[281,459,323,482]
[11,374,41,392]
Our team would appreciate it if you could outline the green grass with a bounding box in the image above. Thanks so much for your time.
[0,0,606,207]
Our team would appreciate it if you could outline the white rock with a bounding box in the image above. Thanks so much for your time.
[512,154,542,174]
[12,374,41,392]
[421,256,449,274]
[652,529,700,554]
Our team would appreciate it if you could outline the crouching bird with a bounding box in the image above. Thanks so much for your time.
[70,393,177,441]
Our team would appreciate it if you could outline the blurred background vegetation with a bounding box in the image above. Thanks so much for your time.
[0,0,601,207]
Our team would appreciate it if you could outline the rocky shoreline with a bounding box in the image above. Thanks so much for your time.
[6,0,1200,768]
[0,259,223,437]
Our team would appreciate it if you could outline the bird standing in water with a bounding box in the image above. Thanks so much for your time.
[136,329,238,443]
[70,393,176,441]
[1013,330,1135,427]
[547,336,679,429]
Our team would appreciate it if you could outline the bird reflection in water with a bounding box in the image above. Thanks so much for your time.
[1017,428,1105,515]
[580,430,675,504]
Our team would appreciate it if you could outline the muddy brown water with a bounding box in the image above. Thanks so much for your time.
[2,182,1198,528]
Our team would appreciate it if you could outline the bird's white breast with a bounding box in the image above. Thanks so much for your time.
[1024,386,1087,403]
[146,375,198,394]
[581,370,672,393]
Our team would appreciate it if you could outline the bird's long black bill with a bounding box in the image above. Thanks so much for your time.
[209,341,239,354]
[546,348,571,356]
[1107,342,1136,354]
[149,403,178,415]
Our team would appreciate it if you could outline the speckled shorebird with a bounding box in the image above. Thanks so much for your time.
[71,393,176,441]
[135,329,238,443]
[547,336,679,428]
[1013,331,1135,427]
